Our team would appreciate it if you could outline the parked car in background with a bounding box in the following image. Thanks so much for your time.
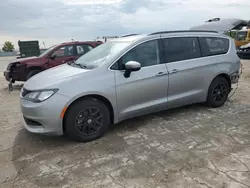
[234,29,250,49]
[237,42,250,59]
[4,41,103,86]
[190,18,250,48]
[20,31,240,142]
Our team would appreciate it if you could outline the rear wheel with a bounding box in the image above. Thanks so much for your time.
[64,98,110,142]
[206,77,229,108]
[26,69,41,80]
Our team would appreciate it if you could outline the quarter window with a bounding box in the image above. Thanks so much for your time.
[120,40,160,69]
[162,37,201,63]
[199,37,229,56]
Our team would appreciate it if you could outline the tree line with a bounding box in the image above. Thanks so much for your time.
[1,41,15,52]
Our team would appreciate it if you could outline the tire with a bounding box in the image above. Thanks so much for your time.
[26,69,41,80]
[64,98,110,142]
[206,76,229,108]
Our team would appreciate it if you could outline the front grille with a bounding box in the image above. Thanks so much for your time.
[23,116,42,126]
[21,88,31,97]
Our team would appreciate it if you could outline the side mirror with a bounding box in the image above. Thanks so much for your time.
[50,53,57,60]
[124,61,141,78]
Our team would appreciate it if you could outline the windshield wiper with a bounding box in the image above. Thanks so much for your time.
[75,63,87,69]
[67,60,75,65]
[68,61,87,69]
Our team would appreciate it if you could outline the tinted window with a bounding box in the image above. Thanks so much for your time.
[52,45,74,57]
[163,37,201,63]
[120,40,160,69]
[76,44,93,56]
[199,37,229,56]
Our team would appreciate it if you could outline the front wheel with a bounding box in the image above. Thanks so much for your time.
[206,77,230,108]
[26,69,41,80]
[64,98,110,142]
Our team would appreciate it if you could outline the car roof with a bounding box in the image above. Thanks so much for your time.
[107,34,147,43]
[107,30,224,44]
[64,31,227,47]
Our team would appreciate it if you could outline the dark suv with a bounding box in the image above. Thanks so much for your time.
[4,41,102,87]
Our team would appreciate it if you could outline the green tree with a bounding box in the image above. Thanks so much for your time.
[2,41,14,52]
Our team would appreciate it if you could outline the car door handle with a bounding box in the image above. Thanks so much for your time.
[169,69,179,74]
[155,72,168,77]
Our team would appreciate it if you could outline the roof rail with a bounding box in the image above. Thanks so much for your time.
[149,30,218,35]
[121,34,139,37]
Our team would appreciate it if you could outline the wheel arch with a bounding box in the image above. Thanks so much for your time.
[27,66,44,71]
[26,67,44,80]
[213,73,231,90]
[62,94,114,134]
[204,73,232,101]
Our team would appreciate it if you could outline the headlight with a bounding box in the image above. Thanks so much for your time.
[24,89,58,103]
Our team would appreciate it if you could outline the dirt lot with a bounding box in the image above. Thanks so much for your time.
[1,57,250,188]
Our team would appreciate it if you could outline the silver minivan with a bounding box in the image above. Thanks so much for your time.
[20,30,241,142]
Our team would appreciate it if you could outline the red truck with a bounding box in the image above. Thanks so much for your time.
[4,41,102,90]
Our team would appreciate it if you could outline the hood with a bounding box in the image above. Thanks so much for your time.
[11,56,42,64]
[240,43,250,49]
[24,64,90,90]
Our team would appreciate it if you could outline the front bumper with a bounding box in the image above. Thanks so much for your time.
[4,63,28,82]
[3,71,11,81]
[20,92,70,135]
[4,62,15,81]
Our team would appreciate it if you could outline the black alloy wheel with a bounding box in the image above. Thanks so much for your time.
[211,83,228,103]
[64,98,110,142]
[206,77,229,108]
[75,107,104,136]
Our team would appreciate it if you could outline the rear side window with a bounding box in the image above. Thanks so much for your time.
[199,37,229,56]
[162,37,201,63]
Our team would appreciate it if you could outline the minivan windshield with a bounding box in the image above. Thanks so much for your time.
[74,41,131,69]
[38,45,57,57]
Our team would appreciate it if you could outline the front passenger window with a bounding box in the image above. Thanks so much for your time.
[120,40,160,69]
[76,45,93,56]
[52,45,74,57]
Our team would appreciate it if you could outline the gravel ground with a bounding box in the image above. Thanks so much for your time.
[0,56,14,72]
[0,58,250,188]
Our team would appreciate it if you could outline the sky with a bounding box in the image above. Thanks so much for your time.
[0,0,250,49]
